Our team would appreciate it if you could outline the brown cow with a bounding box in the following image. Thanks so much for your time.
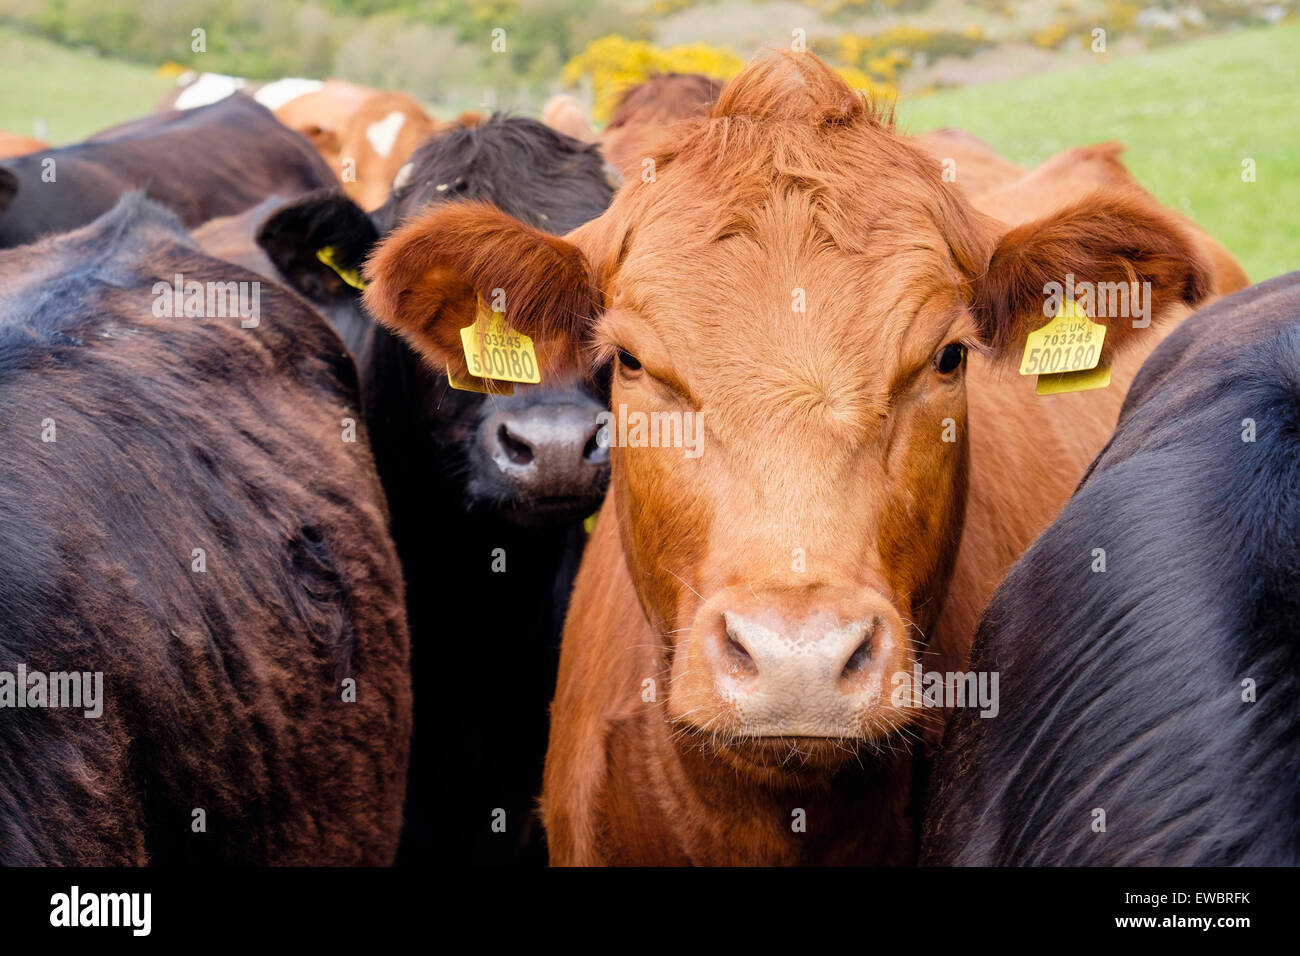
[275,80,439,210]
[912,127,1025,197]
[970,141,1249,295]
[0,132,47,159]
[543,94,599,143]
[361,52,1219,865]
[600,72,724,179]
[911,134,1249,295]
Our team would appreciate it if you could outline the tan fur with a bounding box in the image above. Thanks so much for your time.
[912,127,1025,196]
[600,73,723,179]
[542,94,598,143]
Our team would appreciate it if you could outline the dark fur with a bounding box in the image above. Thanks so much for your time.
[254,190,380,353]
[0,195,411,864]
[370,112,614,234]
[922,271,1300,865]
[0,95,335,249]
[237,115,614,864]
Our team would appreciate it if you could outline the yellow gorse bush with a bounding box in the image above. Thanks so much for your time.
[561,35,744,123]
[564,35,899,125]
[837,25,990,81]
[833,65,900,104]
[1032,22,1072,49]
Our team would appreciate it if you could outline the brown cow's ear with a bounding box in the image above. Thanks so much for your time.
[970,191,1215,365]
[362,201,597,380]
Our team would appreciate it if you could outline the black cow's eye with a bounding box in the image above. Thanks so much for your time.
[935,342,966,375]
[617,349,642,371]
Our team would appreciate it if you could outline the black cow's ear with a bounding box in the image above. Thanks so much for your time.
[0,168,17,215]
[255,188,380,304]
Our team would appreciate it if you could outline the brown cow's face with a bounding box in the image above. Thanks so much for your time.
[361,52,1214,774]
[584,183,980,759]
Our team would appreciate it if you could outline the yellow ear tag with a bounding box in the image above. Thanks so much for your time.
[446,367,513,396]
[315,246,368,291]
[459,300,541,385]
[1035,364,1112,395]
[1020,297,1111,395]
[583,512,599,535]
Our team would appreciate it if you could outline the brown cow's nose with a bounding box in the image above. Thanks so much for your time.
[673,590,908,739]
[722,610,880,698]
[483,404,608,498]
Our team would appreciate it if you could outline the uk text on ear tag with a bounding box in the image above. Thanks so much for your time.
[1019,297,1105,377]
[315,246,368,291]
[459,300,541,384]
[447,368,513,395]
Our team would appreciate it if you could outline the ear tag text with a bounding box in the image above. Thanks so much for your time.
[459,300,541,385]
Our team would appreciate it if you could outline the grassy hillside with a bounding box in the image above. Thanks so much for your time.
[898,23,1300,282]
[0,27,172,145]
[1,21,1293,280]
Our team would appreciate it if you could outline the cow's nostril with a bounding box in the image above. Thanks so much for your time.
[842,638,873,679]
[498,424,534,465]
[583,428,606,463]
[723,633,759,679]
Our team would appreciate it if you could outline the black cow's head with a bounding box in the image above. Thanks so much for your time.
[255,114,616,524]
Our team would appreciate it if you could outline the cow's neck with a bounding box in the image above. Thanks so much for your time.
[612,704,918,864]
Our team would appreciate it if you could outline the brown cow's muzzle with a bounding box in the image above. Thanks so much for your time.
[667,584,913,746]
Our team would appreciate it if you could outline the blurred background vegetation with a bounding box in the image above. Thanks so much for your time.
[0,0,1295,277]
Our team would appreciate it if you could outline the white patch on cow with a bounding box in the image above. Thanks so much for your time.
[174,73,246,110]
[254,78,324,111]
[391,161,414,193]
[365,111,406,158]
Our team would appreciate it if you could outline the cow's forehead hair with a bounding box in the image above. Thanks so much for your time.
[603,208,964,449]
[577,52,989,399]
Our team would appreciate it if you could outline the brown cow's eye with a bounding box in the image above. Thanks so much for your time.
[617,349,642,371]
[935,342,966,375]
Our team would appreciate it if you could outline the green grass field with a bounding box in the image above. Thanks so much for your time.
[1,22,1295,280]
[0,27,172,147]
[899,24,1300,282]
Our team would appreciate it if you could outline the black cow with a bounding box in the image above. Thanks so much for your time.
[922,272,1300,866]
[0,95,335,249]
[202,114,617,864]
[0,195,411,864]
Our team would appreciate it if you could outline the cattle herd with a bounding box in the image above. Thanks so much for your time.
[0,49,1295,867]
